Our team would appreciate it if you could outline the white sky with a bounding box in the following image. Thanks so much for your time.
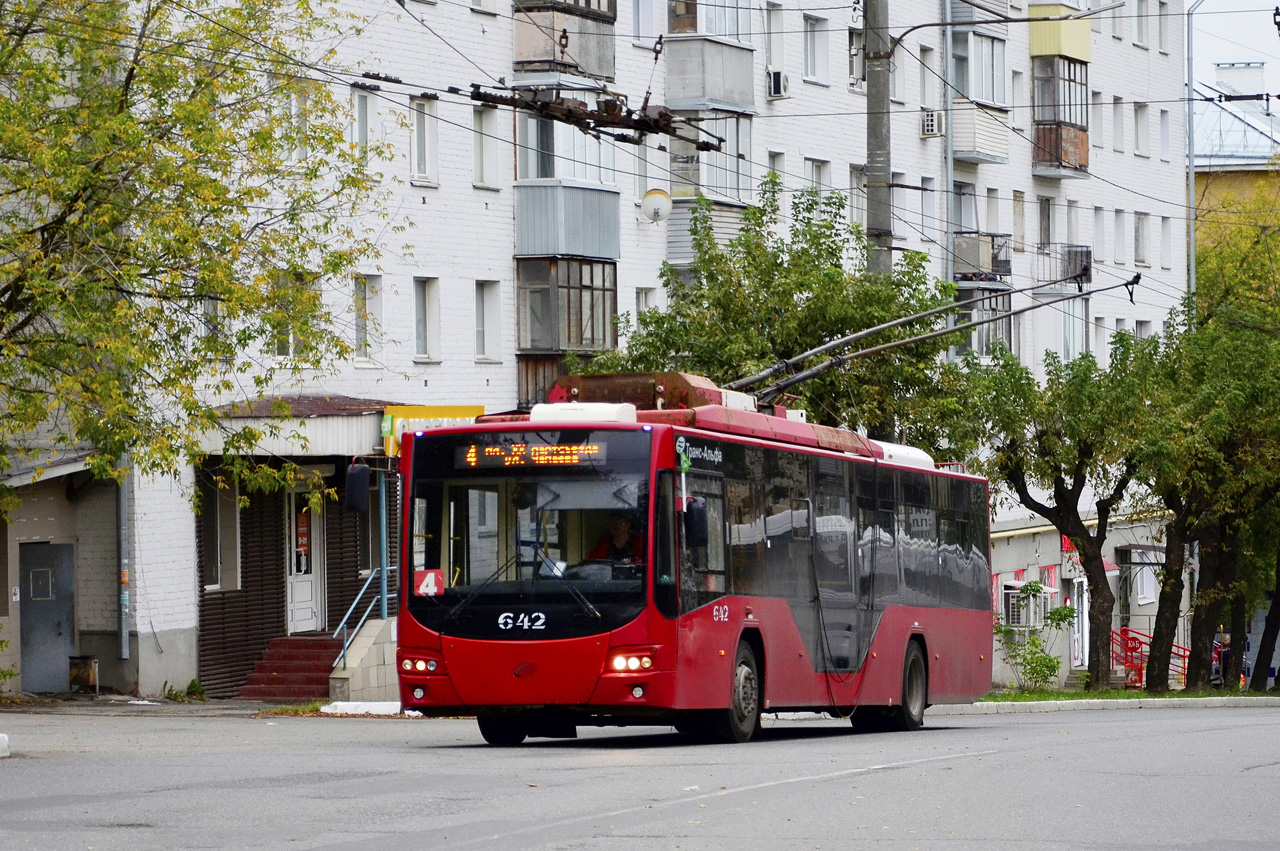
[1193,2,1280,93]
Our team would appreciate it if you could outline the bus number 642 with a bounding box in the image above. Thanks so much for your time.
[711,604,730,622]
[498,612,546,630]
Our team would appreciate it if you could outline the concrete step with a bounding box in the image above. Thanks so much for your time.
[244,671,331,688]
[239,683,330,701]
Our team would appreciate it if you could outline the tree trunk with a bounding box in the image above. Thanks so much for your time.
[1146,518,1186,694]
[1228,593,1247,690]
[1078,544,1117,690]
[1247,539,1280,692]
[1187,524,1225,690]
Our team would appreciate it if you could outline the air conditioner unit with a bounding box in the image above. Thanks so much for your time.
[921,109,945,138]
[766,67,790,99]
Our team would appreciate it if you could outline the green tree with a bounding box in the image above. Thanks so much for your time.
[587,177,965,450]
[0,0,384,509]
[965,333,1158,690]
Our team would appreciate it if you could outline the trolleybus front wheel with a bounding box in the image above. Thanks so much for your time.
[477,714,528,746]
[888,641,927,732]
[713,641,762,743]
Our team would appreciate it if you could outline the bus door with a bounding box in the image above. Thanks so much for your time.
[813,457,862,672]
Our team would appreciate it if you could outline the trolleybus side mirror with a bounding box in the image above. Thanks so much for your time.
[684,496,709,548]
[345,463,371,513]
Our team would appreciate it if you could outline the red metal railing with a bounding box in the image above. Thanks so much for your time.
[1110,626,1191,689]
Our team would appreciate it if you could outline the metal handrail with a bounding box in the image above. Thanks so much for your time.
[331,565,398,669]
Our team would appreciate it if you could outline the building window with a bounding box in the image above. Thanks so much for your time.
[919,47,935,108]
[1161,216,1172,268]
[275,82,308,163]
[1159,109,1170,160]
[414,277,440,361]
[475,279,500,360]
[636,285,658,316]
[986,188,1000,234]
[1134,212,1149,265]
[473,107,497,187]
[848,28,866,89]
[1112,97,1124,152]
[517,258,618,352]
[891,171,907,238]
[1062,296,1087,360]
[921,176,937,242]
[676,0,749,41]
[1093,206,1106,259]
[1135,319,1152,339]
[634,0,657,44]
[953,32,1006,105]
[1134,0,1148,45]
[1010,70,1025,130]
[1115,317,1127,336]
[1032,56,1088,128]
[272,271,317,358]
[1037,196,1054,252]
[351,85,375,167]
[1012,191,1025,252]
[766,3,784,68]
[670,112,751,201]
[803,157,830,190]
[411,97,438,184]
[1091,91,1104,147]
[1158,1,1169,50]
[515,102,616,183]
[353,273,381,360]
[1134,103,1149,156]
[767,151,785,180]
[848,165,866,229]
[200,473,240,592]
[954,289,1012,358]
[1113,209,1125,264]
[1066,200,1079,244]
[803,16,829,83]
[1110,0,1125,39]
[1002,583,1048,627]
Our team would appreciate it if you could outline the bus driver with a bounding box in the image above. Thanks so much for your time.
[589,513,645,563]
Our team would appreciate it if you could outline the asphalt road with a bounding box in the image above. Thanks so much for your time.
[0,704,1275,850]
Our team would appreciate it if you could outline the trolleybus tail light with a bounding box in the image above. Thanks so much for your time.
[607,648,656,672]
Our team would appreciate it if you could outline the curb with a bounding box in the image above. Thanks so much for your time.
[926,696,1280,715]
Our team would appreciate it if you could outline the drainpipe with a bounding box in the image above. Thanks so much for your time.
[379,470,388,620]
[117,462,130,660]
[943,0,954,286]
[1187,0,1205,296]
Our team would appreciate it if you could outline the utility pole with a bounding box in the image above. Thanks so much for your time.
[865,0,894,276]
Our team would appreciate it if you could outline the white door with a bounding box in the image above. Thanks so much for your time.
[287,493,324,634]
[1071,577,1089,668]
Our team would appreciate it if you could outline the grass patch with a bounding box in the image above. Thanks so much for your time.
[258,700,331,717]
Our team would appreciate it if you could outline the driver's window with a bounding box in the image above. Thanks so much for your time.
[680,474,726,613]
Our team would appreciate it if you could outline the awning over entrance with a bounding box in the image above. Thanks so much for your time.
[202,394,405,457]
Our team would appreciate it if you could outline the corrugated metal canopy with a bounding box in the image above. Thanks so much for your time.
[202,394,407,457]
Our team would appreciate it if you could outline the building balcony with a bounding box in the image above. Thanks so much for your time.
[1032,123,1090,179]
[667,198,745,267]
[953,231,1012,280]
[514,0,616,80]
[952,98,1009,164]
[1033,243,1092,290]
[663,35,755,113]
[514,180,621,259]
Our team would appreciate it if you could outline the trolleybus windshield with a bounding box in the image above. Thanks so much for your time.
[406,429,653,640]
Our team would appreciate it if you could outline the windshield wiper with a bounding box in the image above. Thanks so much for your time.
[446,553,519,620]
[534,548,602,619]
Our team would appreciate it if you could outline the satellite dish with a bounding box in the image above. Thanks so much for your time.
[641,188,673,223]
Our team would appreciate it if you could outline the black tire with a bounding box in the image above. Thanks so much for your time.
[672,715,706,736]
[887,642,927,732]
[477,715,528,746]
[712,641,762,743]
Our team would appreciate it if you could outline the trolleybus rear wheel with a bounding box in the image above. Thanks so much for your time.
[713,641,761,743]
[477,714,528,746]
[888,642,927,732]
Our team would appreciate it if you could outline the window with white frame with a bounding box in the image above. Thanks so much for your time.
[1110,0,1125,39]
[1066,199,1079,244]
[516,108,616,183]
[953,32,1006,105]
[351,85,375,167]
[636,285,658,316]
[1161,216,1172,268]
[1135,319,1152,338]
[473,107,497,187]
[1037,195,1053,252]
[700,0,750,41]
[920,46,935,108]
[955,288,1011,357]
[767,151,785,180]
[1012,191,1025,252]
[634,0,657,45]
[1094,315,1108,353]
[414,276,440,361]
[1115,317,1127,335]
[1159,109,1170,159]
[1134,103,1149,155]
[475,279,500,360]
[921,177,937,241]
[275,82,308,163]
[200,472,240,591]
[986,188,1000,234]
[849,165,867,229]
[1002,583,1048,627]
[1134,0,1148,45]
[634,138,664,197]
[1113,209,1126,264]
[803,157,830,190]
[516,258,618,352]
[803,16,828,83]
[889,50,906,101]
[766,3,784,68]
[1090,0,1103,32]
[1062,295,1087,359]
[1112,97,1124,152]
[1093,205,1106,259]
[353,273,381,360]
[1091,91,1104,147]
[272,271,318,358]
[848,28,866,89]
[1158,0,1169,50]
[1134,212,1149,265]
[670,112,751,201]
[1010,70,1025,129]
[1033,56,1088,128]
[411,96,438,184]
[891,170,907,238]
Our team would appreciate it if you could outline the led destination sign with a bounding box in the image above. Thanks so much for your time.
[456,441,606,469]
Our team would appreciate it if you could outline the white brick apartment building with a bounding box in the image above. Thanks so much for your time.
[1,0,1187,695]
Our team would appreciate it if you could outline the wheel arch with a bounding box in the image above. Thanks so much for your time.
[738,626,765,706]
[908,632,930,706]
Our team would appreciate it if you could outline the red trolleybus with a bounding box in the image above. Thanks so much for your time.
[396,374,992,745]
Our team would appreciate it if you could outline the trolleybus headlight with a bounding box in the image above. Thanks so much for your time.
[610,651,655,672]
[426,660,437,672]
[612,655,628,671]
[627,657,641,670]
[402,660,412,671]
[640,657,653,669]
[415,659,428,672]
